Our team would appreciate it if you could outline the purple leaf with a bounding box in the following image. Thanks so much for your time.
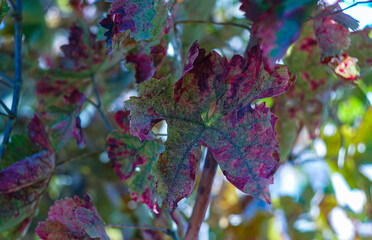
[35,194,109,240]
[239,0,316,67]
[126,52,155,84]
[0,115,55,234]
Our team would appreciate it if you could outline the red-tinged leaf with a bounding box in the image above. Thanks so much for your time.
[59,23,106,72]
[107,111,163,210]
[35,194,109,240]
[0,115,55,235]
[126,52,155,84]
[100,0,156,44]
[125,42,293,209]
[69,0,83,12]
[239,0,316,67]
[114,110,131,133]
[150,42,167,74]
[49,89,86,149]
[313,3,359,62]
[282,22,355,138]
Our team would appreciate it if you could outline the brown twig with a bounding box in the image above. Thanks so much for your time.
[56,147,106,167]
[184,150,217,240]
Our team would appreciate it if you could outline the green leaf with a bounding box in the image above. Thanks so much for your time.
[0,0,10,23]
[107,111,164,210]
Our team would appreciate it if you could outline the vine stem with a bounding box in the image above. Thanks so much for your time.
[0,0,22,160]
[184,150,217,240]
[0,72,14,85]
[105,224,180,240]
[56,147,106,167]
[174,20,251,30]
[89,75,113,132]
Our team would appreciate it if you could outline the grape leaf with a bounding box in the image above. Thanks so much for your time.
[100,0,174,51]
[48,89,86,149]
[282,24,332,137]
[282,22,358,138]
[125,42,167,83]
[126,52,155,84]
[313,3,359,62]
[35,194,109,240]
[239,0,316,66]
[0,115,55,235]
[100,0,156,43]
[59,22,106,72]
[107,111,163,210]
[0,0,10,23]
[348,27,372,69]
[125,41,294,209]
[1,134,40,169]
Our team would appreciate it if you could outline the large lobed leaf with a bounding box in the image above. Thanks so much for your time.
[125,41,294,209]
[0,115,55,236]
[239,0,317,66]
[35,194,109,240]
[107,111,163,210]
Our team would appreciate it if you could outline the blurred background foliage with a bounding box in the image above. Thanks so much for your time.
[1,0,372,239]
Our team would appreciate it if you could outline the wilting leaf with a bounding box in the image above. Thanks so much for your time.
[48,89,86,149]
[107,111,163,210]
[0,0,10,23]
[35,194,109,240]
[334,55,360,80]
[0,115,55,236]
[313,3,359,62]
[239,0,316,66]
[125,41,294,209]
